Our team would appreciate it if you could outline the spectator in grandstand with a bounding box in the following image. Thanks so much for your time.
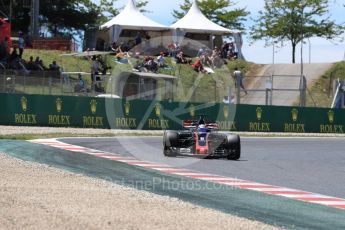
[18,31,25,59]
[233,67,247,94]
[91,55,99,81]
[227,42,238,60]
[168,41,177,57]
[210,46,223,68]
[143,56,158,73]
[175,51,191,64]
[110,42,118,52]
[8,47,20,69]
[157,52,166,68]
[97,55,111,75]
[200,52,212,67]
[34,56,47,70]
[49,61,60,71]
[196,46,206,58]
[74,74,87,93]
[115,46,129,64]
[221,42,229,59]
[26,56,36,70]
[192,58,206,73]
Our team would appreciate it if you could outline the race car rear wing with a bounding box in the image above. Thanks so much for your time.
[183,120,219,130]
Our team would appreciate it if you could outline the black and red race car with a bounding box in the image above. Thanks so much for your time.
[163,116,241,160]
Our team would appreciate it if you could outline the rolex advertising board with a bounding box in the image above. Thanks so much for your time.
[0,93,345,133]
[0,93,109,128]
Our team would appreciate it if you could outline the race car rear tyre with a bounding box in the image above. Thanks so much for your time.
[225,134,241,160]
[163,131,178,157]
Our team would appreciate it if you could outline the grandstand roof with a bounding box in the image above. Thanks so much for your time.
[100,0,169,31]
[170,1,239,35]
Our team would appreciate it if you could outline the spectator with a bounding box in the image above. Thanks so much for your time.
[175,51,191,64]
[26,56,36,70]
[210,46,222,68]
[196,46,206,58]
[221,42,229,59]
[233,67,247,94]
[110,42,118,52]
[74,74,87,93]
[9,47,19,61]
[157,52,166,67]
[34,56,47,70]
[18,31,25,59]
[144,56,158,73]
[200,53,212,67]
[115,46,129,64]
[90,55,100,82]
[227,42,238,60]
[97,55,111,75]
[49,60,60,71]
[9,47,20,69]
[168,41,177,57]
[192,58,206,73]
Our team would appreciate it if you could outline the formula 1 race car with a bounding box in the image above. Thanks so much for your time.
[163,116,241,160]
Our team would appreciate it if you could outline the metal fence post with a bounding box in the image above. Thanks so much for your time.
[60,73,63,95]
[23,72,26,93]
[42,71,45,94]
[236,76,240,104]
[270,75,273,105]
[2,72,5,92]
[48,75,52,95]
[299,75,307,107]
[12,72,16,93]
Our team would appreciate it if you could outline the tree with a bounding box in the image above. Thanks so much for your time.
[1,0,148,36]
[0,0,32,33]
[250,0,344,63]
[172,0,249,31]
[40,0,99,36]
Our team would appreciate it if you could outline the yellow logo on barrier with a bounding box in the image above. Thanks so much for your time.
[90,99,97,114]
[291,108,298,122]
[21,96,28,112]
[124,101,130,115]
[328,110,334,123]
[256,107,262,121]
[189,105,195,117]
[155,103,161,117]
[223,105,229,119]
[56,98,62,113]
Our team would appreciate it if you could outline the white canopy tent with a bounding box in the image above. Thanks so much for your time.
[100,0,170,43]
[170,0,244,59]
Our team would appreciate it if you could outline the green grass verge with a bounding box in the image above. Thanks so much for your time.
[21,49,253,102]
[306,61,345,108]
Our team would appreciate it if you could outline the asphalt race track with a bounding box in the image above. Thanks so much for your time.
[62,136,345,199]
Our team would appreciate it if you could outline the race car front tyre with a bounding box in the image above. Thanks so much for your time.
[225,134,241,160]
[163,131,178,157]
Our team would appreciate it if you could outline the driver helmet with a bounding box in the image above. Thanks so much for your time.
[198,124,207,132]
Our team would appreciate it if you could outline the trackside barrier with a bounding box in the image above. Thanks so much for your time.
[0,93,344,134]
